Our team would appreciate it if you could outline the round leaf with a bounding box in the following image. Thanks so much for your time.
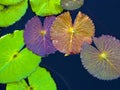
[30,0,63,16]
[0,0,28,27]
[0,30,41,83]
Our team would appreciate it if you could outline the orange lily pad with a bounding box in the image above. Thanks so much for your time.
[50,11,95,55]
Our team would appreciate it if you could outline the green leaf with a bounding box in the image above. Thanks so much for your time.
[0,0,28,27]
[28,67,57,90]
[6,67,57,90]
[0,30,41,83]
[6,80,28,90]
[0,0,23,5]
[30,0,63,16]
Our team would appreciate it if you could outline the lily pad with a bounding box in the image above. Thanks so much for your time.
[6,80,28,90]
[24,16,56,57]
[0,0,28,27]
[80,35,120,80]
[6,67,57,90]
[0,5,4,10]
[61,0,84,10]
[0,30,41,83]
[51,11,95,55]
[0,0,23,5]
[30,0,63,16]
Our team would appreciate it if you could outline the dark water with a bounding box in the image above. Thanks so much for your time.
[0,0,120,90]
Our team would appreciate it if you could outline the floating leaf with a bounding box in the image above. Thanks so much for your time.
[0,30,41,83]
[51,11,95,55]
[0,0,23,5]
[6,80,28,90]
[80,35,120,80]
[6,67,57,90]
[0,0,28,27]
[0,5,4,10]
[61,0,84,10]
[30,0,63,16]
[28,67,57,90]
[24,16,56,56]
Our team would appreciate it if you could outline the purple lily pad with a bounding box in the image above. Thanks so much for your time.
[24,16,56,56]
[80,35,120,80]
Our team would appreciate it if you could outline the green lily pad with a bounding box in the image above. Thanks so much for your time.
[30,0,63,16]
[0,0,28,27]
[28,67,57,90]
[6,67,57,90]
[0,0,23,5]
[6,80,28,90]
[0,5,4,10]
[0,30,41,83]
